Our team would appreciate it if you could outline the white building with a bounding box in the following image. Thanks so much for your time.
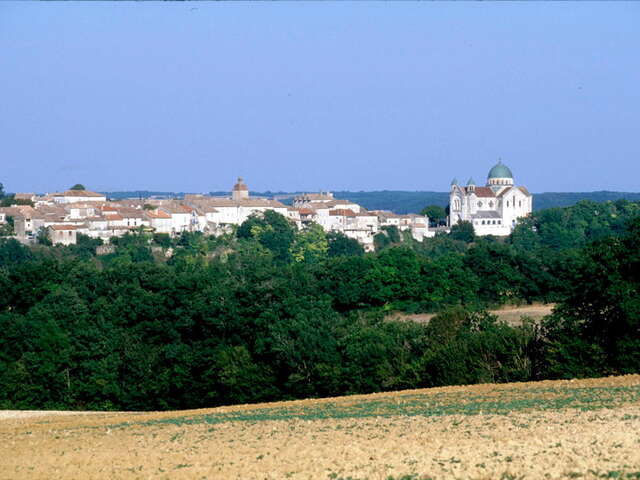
[51,189,107,204]
[185,179,289,232]
[48,224,77,245]
[449,161,533,236]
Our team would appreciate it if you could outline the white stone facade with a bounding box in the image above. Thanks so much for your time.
[448,161,533,236]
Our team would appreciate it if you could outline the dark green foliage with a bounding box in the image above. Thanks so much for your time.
[422,309,538,386]
[382,225,401,244]
[0,238,33,266]
[0,195,34,207]
[449,220,475,243]
[374,226,402,251]
[327,232,364,257]
[0,215,13,236]
[36,227,52,246]
[541,217,640,378]
[420,205,446,226]
[0,200,639,410]
[70,184,86,191]
[67,234,103,258]
[373,232,391,251]
[237,210,296,262]
[152,233,172,248]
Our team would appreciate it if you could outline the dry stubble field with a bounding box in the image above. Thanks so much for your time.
[2,375,640,480]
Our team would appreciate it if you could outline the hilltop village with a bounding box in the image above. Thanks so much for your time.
[0,162,531,250]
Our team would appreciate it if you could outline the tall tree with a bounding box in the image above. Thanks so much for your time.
[449,220,475,243]
[327,232,364,257]
[237,210,296,262]
[420,205,446,226]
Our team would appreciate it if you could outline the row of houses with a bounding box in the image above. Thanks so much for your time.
[0,180,433,250]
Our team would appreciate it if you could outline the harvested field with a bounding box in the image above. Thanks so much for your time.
[2,375,639,480]
[389,303,556,326]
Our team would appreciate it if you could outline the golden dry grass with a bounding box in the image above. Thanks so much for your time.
[388,303,556,326]
[2,375,640,480]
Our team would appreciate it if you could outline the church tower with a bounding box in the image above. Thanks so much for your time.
[232,177,249,201]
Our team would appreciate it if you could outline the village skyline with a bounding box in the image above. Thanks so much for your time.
[2,2,640,193]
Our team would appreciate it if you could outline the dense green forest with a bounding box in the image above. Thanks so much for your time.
[0,199,639,410]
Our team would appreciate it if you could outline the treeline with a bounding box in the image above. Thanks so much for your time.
[0,200,638,410]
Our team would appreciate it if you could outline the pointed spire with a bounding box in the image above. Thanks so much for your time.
[451,178,459,186]
[467,177,476,186]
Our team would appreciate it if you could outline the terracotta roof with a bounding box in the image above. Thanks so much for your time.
[329,209,357,217]
[519,186,531,196]
[118,208,146,219]
[197,206,220,214]
[298,208,315,215]
[14,193,35,200]
[294,193,334,201]
[232,177,249,191]
[374,210,401,220]
[161,205,193,214]
[193,198,287,208]
[467,186,495,198]
[52,190,105,198]
[105,214,123,221]
[145,210,172,219]
[49,224,77,231]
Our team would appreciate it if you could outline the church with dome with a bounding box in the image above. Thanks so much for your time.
[448,161,533,236]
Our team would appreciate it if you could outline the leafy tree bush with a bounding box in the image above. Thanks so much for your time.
[327,232,364,257]
[36,227,52,246]
[0,216,14,237]
[420,205,446,226]
[237,211,296,262]
[0,200,638,411]
[449,220,475,243]
[541,217,640,378]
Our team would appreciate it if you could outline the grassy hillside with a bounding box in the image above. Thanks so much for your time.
[2,375,639,479]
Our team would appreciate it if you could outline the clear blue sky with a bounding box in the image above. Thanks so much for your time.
[1,2,639,194]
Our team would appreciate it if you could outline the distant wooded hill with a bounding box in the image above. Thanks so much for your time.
[103,190,640,215]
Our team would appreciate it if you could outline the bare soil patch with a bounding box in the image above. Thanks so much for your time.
[389,303,556,326]
[2,375,639,480]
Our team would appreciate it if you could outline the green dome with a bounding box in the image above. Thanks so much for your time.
[487,160,513,179]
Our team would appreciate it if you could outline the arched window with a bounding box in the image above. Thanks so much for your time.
[482,220,485,225]
[519,200,522,207]
[498,220,501,225]
[478,201,483,207]
[506,201,509,207]
[489,201,494,208]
